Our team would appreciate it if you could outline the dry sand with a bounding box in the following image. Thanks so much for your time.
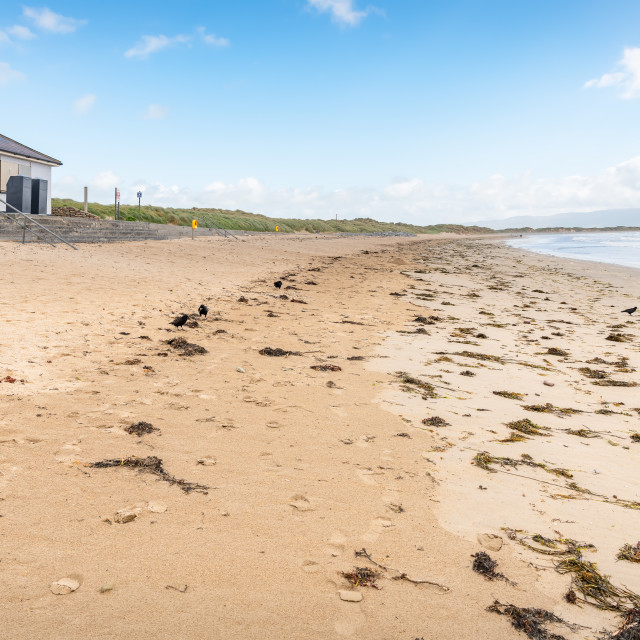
[0,233,638,639]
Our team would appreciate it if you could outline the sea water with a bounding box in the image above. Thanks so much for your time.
[506,231,640,270]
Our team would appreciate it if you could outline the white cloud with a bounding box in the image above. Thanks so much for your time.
[125,34,191,59]
[57,155,640,224]
[23,7,86,34]
[306,0,374,26]
[584,47,640,98]
[143,104,169,120]
[90,170,120,191]
[7,25,36,40]
[73,93,96,115]
[0,61,25,86]
[0,32,10,45]
[197,26,229,47]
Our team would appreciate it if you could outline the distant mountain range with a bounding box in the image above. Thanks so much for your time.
[478,209,640,230]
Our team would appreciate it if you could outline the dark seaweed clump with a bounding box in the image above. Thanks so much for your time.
[546,347,569,357]
[165,337,208,356]
[125,422,158,436]
[259,347,302,357]
[472,552,513,584]
[89,456,208,494]
[617,543,640,564]
[506,418,549,436]
[422,416,450,427]
[487,601,577,640]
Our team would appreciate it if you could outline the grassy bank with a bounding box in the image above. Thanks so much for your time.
[52,198,493,234]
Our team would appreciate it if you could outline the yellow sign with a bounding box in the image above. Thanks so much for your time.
[276,225,279,232]
[192,220,198,229]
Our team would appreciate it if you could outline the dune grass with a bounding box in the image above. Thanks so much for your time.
[52,198,493,235]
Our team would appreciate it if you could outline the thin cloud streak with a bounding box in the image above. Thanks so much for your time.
[22,7,87,34]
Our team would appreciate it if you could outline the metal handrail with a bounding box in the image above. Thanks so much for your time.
[0,199,78,250]
[198,212,238,239]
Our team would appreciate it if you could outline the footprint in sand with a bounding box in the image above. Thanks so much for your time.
[324,532,347,557]
[361,516,394,543]
[356,468,384,485]
[288,494,313,511]
[300,560,321,574]
[334,609,366,637]
[266,421,284,429]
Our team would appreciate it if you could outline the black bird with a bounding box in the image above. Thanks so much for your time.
[198,304,209,318]
[274,280,283,289]
[622,306,637,315]
[170,314,189,329]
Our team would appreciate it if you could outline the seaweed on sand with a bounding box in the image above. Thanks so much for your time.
[454,351,504,363]
[605,608,640,640]
[579,367,609,379]
[487,601,581,640]
[617,544,640,564]
[125,422,158,436]
[494,391,526,400]
[473,452,572,478]
[555,556,640,611]
[500,432,529,443]
[546,348,569,357]
[593,380,638,388]
[631,434,640,443]
[259,347,302,357]
[165,337,208,356]
[519,534,595,557]
[565,428,599,438]
[422,416,450,427]
[89,456,209,494]
[523,403,582,416]
[395,372,438,398]
[607,333,634,343]
[472,552,514,584]
[341,567,381,589]
[506,419,549,436]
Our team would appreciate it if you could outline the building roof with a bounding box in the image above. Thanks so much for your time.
[0,134,62,166]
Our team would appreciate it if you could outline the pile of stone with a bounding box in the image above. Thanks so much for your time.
[51,206,99,219]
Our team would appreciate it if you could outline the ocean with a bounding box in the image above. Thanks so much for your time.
[506,231,640,270]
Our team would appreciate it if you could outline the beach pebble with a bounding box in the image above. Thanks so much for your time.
[50,577,80,595]
[114,510,138,524]
[543,381,555,387]
[99,583,114,593]
[339,590,363,602]
[236,367,245,373]
[477,533,503,551]
[197,456,217,466]
[147,501,167,513]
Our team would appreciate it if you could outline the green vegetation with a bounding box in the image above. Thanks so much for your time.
[52,198,493,235]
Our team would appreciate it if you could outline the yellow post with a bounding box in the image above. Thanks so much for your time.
[192,219,197,239]
[276,225,279,232]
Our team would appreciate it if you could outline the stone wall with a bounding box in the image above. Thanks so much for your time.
[51,206,100,219]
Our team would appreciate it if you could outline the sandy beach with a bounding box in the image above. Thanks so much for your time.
[1,233,639,639]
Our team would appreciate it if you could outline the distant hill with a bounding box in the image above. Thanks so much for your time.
[479,209,640,230]
[52,198,494,235]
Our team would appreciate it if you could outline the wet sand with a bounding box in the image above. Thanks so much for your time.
[0,234,638,639]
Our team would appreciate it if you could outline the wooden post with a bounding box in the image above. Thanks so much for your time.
[84,186,88,213]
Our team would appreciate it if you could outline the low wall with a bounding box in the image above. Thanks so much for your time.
[0,215,249,243]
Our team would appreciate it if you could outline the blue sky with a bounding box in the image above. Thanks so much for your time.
[2,0,640,222]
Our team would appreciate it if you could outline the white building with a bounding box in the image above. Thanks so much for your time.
[0,134,62,214]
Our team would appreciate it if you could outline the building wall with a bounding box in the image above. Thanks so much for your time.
[30,163,52,214]
[0,155,54,214]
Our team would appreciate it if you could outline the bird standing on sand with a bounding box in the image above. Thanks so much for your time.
[170,314,189,329]
[622,306,637,315]
[198,304,209,318]
[274,281,283,289]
